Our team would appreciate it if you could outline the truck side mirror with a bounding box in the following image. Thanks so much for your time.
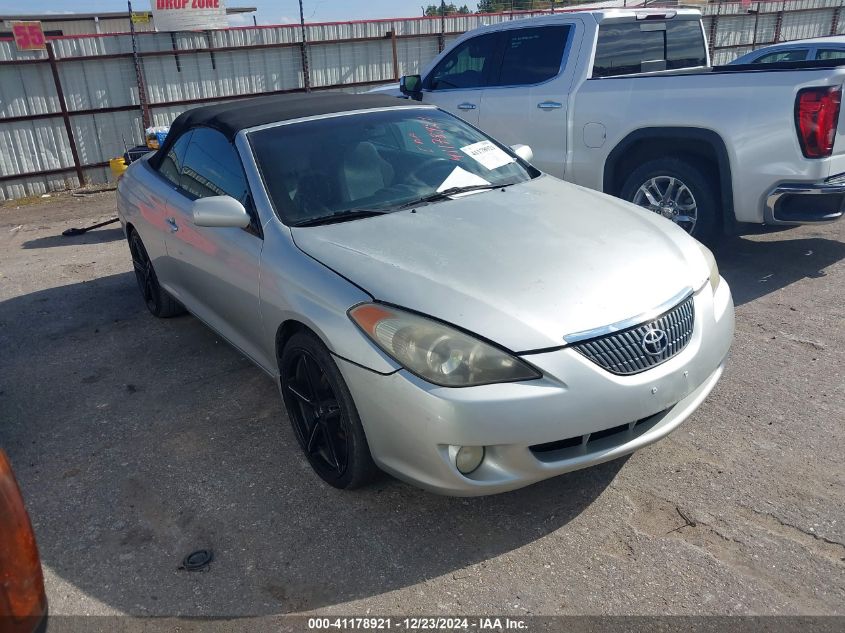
[400,75,422,100]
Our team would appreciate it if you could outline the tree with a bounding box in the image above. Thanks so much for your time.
[477,1,559,12]
[424,3,458,15]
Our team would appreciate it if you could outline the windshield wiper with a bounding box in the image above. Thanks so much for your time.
[398,183,518,209]
[292,209,389,227]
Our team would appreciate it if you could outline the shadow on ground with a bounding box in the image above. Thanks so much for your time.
[0,272,623,616]
[21,226,124,249]
[714,234,845,306]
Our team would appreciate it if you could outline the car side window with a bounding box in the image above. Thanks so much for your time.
[817,48,845,60]
[180,127,261,236]
[180,128,250,204]
[426,33,498,90]
[157,131,192,188]
[494,26,571,86]
[752,49,809,63]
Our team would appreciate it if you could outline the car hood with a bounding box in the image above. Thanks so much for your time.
[291,176,710,352]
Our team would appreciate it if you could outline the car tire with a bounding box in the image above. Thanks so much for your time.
[128,229,184,318]
[280,331,379,490]
[619,157,719,243]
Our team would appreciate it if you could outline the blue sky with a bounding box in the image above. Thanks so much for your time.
[0,1,454,24]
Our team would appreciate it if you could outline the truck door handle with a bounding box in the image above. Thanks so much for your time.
[537,101,563,110]
[166,217,179,233]
[457,102,477,110]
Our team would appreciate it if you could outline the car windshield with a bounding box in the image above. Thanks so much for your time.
[249,107,538,226]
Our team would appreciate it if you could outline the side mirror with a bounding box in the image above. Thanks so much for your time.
[400,74,422,99]
[510,144,534,163]
[192,196,250,228]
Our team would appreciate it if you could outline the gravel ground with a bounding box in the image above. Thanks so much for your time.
[0,190,843,617]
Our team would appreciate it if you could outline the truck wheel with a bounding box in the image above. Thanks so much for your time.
[620,157,718,242]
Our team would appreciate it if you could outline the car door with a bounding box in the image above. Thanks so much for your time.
[476,23,575,179]
[147,130,193,287]
[418,32,499,125]
[164,127,266,365]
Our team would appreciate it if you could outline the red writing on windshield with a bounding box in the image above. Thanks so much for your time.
[409,117,463,162]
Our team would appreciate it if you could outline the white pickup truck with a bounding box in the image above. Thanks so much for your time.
[392,8,845,240]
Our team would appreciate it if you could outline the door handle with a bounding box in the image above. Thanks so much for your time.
[457,102,477,110]
[537,101,563,110]
[166,217,179,233]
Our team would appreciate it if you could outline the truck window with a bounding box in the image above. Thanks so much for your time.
[592,20,707,78]
[426,33,499,90]
[494,25,571,86]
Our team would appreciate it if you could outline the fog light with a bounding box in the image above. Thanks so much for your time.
[455,446,485,475]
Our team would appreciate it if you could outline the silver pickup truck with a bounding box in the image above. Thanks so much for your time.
[391,8,845,240]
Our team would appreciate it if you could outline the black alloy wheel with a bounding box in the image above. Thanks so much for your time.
[128,230,183,318]
[280,331,378,489]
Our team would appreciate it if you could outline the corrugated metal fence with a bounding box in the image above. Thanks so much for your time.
[1,0,844,200]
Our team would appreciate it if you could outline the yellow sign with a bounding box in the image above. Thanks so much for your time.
[131,12,152,24]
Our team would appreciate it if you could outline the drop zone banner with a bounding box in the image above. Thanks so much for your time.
[152,0,228,31]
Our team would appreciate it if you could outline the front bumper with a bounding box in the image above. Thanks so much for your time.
[765,173,845,224]
[338,280,734,496]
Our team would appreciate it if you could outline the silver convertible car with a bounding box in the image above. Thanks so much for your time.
[117,93,734,496]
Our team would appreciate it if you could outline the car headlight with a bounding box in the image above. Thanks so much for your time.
[349,303,541,387]
[697,242,720,292]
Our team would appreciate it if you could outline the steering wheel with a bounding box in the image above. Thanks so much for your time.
[407,156,457,187]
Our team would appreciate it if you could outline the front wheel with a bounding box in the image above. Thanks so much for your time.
[619,157,718,242]
[280,331,378,490]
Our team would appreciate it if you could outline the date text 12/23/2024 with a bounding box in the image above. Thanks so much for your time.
[307,617,528,630]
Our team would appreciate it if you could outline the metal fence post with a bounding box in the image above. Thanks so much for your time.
[389,31,399,81]
[46,42,85,188]
[751,5,760,49]
[299,0,311,92]
[707,5,720,59]
[773,8,784,44]
[128,1,151,128]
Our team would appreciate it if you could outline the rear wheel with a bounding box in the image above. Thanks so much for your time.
[128,230,184,318]
[280,331,378,490]
[620,157,718,242]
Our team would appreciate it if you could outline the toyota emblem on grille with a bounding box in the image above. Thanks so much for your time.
[641,326,668,356]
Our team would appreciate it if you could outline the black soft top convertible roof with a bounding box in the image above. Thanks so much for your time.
[149,92,416,169]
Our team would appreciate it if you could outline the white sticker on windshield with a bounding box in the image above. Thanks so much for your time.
[437,166,490,193]
[460,140,515,170]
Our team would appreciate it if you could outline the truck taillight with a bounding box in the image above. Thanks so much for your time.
[795,86,842,158]
[0,450,47,633]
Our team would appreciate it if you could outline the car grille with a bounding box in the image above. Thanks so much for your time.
[571,295,695,375]
[530,407,669,462]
